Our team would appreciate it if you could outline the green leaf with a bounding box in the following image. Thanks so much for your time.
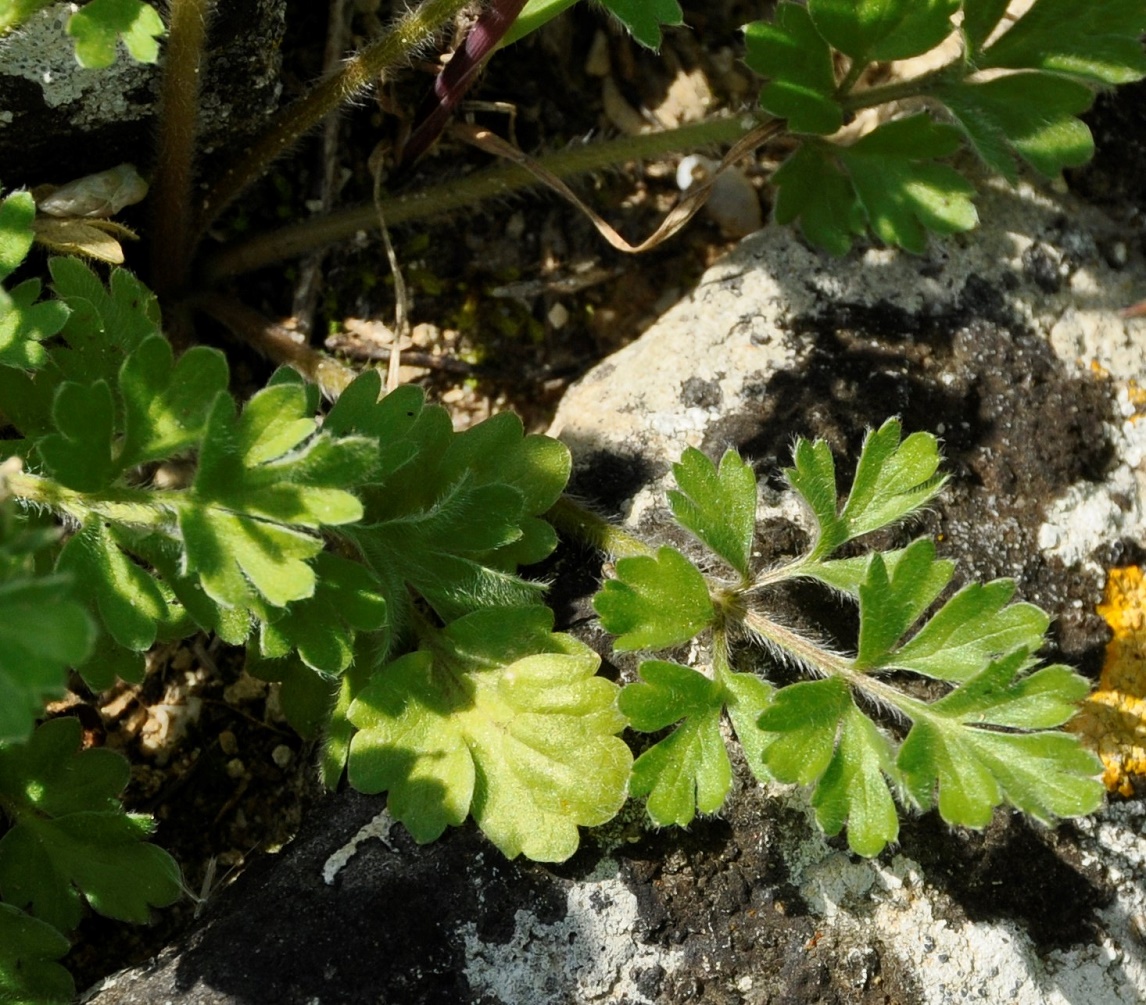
[805,543,955,597]
[936,74,1095,182]
[48,259,162,386]
[330,374,568,635]
[347,606,631,862]
[841,419,946,538]
[0,279,69,370]
[119,337,230,467]
[809,0,959,63]
[259,552,387,674]
[785,436,842,554]
[810,703,900,856]
[66,0,164,68]
[0,902,73,1005]
[855,539,952,669]
[247,651,339,740]
[503,0,579,47]
[786,419,945,560]
[668,447,757,578]
[0,510,95,743]
[619,661,731,825]
[594,546,714,651]
[598,0,683,49]
[744,4,843,135]
[961,0,1012,53]
[179,385,374,609]
[36,380,118,491]
[772,144,866,255]
[774,119,979,256]
[0,718,181,932]
[898,653,1104,826]
[757,676,852,785]
[722,669,775,781]
[0,191,35,282]
[56,517,169,656]
[924,648,1091,729]
[837,117,979,254]
[350,474,544,627]
[323,375,428,483]
[977,0,1146,85]
[892,579,1048,682]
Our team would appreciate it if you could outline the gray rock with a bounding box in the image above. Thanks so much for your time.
[0,0,284,186]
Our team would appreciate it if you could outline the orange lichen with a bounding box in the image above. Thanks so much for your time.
[1126,379,1146,419]
[1068,566,1146,796]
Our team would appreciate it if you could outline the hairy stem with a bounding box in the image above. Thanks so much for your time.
[545,496,654,560]
[202,113,763,281]
[190,0,473,246]
[150,0,214,301]
[840,64,959,114]
[741,607,930,719]
[7,472,171,529]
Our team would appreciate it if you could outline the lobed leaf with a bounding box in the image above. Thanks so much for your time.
[0,191,35,282]
[0,279,69,371]
[0,718,181,932]
[787,418,945,561]
[756,676,852,785]
[347,606,631,862]
[744,3,843,135]
[810,703,900,856]
[0,902,73,1005]
[66,0,164,69]
[839,418,946,539]
[37,380,119,491]
[330,373,568,641]
[836,117,979,254]
[49,259,161,385]
[892,579,1048,682]
[976,0,1146,85]
[598,0,682,49]
[808,0,959,64]
[54,517,167,688]
[854,539,953,669]
[0,523,95,741]
[936,74,1095,182]
[620,660,731,826]
[118,337,229,467]
[178,384,374,610]
[259,552,387,674]
[594,546,714,651]
[898,654,1104,826]
[668,447,758,578]
[772,144,866,255]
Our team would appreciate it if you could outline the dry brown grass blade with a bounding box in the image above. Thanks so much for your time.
[455,119,782,253]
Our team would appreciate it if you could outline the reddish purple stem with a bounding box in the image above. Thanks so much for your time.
[397,0,529,172]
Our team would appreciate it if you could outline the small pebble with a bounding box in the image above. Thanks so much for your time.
[271,744,293,769]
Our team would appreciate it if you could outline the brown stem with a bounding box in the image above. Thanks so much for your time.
[189,0,473,249]
[191,291,358,398]
[150,0,215,301]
